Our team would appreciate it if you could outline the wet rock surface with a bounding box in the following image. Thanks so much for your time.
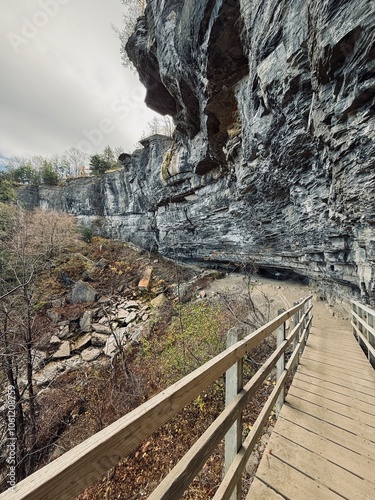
[17,1,375,305]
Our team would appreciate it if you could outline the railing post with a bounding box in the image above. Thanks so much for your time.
[292,302,299,372]
[352,302,358,341]
[225,327,244,500]
[358,304,364,350]
[367,310,374,363]
[276,309,285,418]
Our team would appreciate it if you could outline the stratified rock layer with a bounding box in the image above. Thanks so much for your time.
[18,0,375,304]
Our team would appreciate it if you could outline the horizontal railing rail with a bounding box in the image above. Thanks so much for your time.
[2,296,313,500]
[352,300,375,366]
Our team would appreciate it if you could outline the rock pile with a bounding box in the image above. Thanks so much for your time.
[33,284,166,387]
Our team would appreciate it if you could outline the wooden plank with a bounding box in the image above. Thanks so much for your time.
[297,364,375,396]
[264,433,375,499]
[302,344,372,365]
[294,371,375,405]
[246,478,284,499]
[274,417,375,482]
[306,340,365,355]
[251,453,341,500]
[281,404,375,458]
[292,377,375,415]
[308,346,367,362]
[300,351,370,370]
[288,385,375,427]
[301,356,375,384]
[285,395,375,441]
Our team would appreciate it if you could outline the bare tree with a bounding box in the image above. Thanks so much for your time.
[0,207,77,486]
[62,147,89,178]
[113,0,147,71]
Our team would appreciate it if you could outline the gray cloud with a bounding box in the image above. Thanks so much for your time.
[0,0,160,159]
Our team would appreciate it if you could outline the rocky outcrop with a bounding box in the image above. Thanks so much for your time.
[17,0,375,305]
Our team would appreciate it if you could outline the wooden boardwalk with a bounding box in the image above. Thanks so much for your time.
[248,299,375,499]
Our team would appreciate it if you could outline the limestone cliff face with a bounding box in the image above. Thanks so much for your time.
[19,0,375,304]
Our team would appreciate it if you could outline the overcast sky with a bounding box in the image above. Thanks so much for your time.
[0,0,160,162]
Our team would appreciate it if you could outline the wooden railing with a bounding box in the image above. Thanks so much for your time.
[2,296,313,500]
[352,300,375,366]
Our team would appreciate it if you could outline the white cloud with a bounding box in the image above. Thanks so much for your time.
[0,0,161,159]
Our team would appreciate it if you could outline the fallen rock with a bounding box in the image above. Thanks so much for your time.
[138,266,153,291]
[47,309,61,324]
[51,298,65,308]
[104,331,127,358]
[129,325,144,345]
[81,347,102,362]
[52,341,71,359]
[58,324,70,339]
[72,280,97,304]
[91,333,109,347]
[98,296,111,304]
[96,258,109,269]
[33,356,81,387]
[80,310,93,332]
[151,293,168,308]
[125,311,137,324]
[31,350,46,371]
[116,308,128,320]
[72,333,92,352]
[92,324,112,335]
[33,361,65,387]
[50,335,61,345]
[124,300,140,309]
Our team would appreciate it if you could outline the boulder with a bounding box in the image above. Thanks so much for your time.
[151,293,168,308]
[72,280,97,304]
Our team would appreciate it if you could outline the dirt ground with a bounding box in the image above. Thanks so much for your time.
[205,273,351,324]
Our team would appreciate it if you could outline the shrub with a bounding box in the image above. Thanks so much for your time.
[159,302,226,383]
[79,224,94,243]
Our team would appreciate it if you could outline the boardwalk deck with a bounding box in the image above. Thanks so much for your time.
[247,299,375,500]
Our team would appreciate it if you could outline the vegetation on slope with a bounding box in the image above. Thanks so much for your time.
[0,205,277,499]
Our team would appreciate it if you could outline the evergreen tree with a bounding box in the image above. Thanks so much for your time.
[89,154,111,175]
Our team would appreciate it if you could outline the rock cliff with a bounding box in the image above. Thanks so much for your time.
[18,0,375,305]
